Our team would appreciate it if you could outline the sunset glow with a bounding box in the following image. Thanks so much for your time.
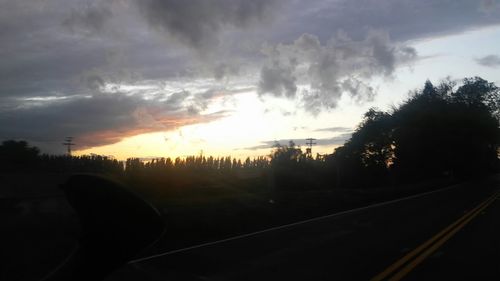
[1,1,499,160]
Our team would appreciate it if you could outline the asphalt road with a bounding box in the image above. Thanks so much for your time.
[106,176,500,281]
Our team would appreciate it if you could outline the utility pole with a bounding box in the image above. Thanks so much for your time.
[305,138,316,157]
[63,137,75,156]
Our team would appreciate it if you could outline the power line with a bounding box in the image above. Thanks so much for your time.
[62,137,75,156]
[305,138,316,156]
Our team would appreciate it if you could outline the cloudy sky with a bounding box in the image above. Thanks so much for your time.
[1,0,500,159]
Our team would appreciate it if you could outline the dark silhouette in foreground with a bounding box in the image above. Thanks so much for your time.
[0,140,40,172]
[42,175,165,281]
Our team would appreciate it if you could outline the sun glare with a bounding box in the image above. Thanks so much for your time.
[76,91,278,159]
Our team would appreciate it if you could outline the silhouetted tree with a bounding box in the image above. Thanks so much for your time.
[392,77,499,180]
[328,109,392,188]
[330,77,499,187]
[0,140,40,172]
[270,141,327,191]
[270,141,303,166]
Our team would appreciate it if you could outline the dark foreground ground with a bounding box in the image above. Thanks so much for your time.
[0,173,78,281]
[106,175,500,281]
[2,174,498,281]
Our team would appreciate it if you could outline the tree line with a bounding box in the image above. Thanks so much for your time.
[0,140,272,174]
[0,77,498,190]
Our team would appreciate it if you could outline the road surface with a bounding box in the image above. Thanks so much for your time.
[106,176,500,281]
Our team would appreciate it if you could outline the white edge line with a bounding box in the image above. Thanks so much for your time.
[129,183,460,264]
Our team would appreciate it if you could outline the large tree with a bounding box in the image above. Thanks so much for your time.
[392,77,499,180]
[331,77,499,186]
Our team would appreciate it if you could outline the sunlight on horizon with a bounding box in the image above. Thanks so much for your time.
[76,26,500,160]
[76,90,347,160]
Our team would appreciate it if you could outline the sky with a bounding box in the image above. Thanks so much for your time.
[1,0,500,160]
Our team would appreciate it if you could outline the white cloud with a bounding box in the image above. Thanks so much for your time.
[258,31,417,114]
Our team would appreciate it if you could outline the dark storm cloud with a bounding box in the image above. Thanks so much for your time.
[258,64,297,98]
[0,92,227,153]
[476,54,500,67]
[0,0,193,100]
[0,1,212,153]
[242,133,352,150]
[85,75,106,91]
[0,1,112,99]
[479,0,500,13]
[135,0,279,49]
[62,1,113,35]
[283,0,500,44]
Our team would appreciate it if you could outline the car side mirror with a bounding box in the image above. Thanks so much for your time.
[42,174,165,281]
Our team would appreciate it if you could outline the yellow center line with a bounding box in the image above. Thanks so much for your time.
[371,191,500,281]
[388,191,498,281]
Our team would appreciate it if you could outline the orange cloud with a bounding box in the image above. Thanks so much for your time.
[76,110,228,149]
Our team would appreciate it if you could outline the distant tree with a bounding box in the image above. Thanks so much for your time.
[0,140,40,172]
[125,158,144,178]
[269,141,322,191]
[329,108,392,187]
[270,141,303,167]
